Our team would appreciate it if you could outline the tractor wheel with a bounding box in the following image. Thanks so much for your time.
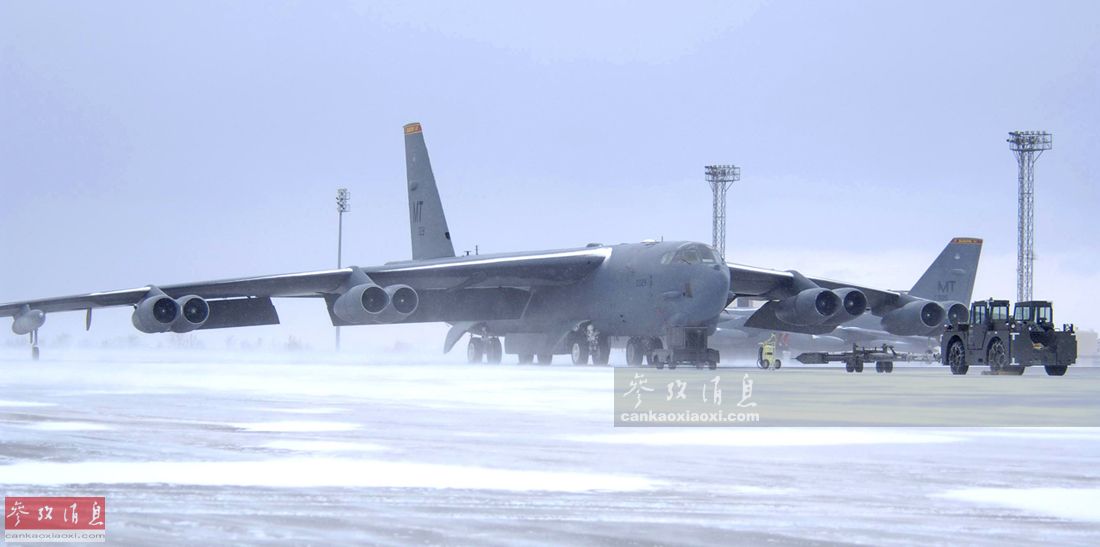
[987,338,1008,372]
[947,339,968,375]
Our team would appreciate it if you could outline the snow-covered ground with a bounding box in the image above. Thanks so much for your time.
[2,350,1099,545]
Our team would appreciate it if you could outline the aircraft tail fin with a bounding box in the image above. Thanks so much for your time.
[908,238,983,303]
[404,122,455,260]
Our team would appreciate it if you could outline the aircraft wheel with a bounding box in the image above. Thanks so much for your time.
[625,338,644,366]
[884,361,893,373]
[467,338,485,364]
[570,339,590,365]
[707,361,717,370]
[644,338,663,367]
[485,338,503,364]
[536,353,553,365]
[1045,365,1068,376]
[947,339,968,375]
[668,362,678,370]
[875,362,884,373]
[853,360,864,373]
[773,359,781,370]
[518,353,534,364]
[845,361,854,373]
[592,337,611,365]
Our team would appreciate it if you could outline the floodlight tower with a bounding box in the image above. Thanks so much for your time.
[1007,131,1052,302]
[335,188,351,350]
[705,165,740,259]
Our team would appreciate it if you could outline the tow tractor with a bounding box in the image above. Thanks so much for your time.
[941,299,1077,376]
[796,344,937,373]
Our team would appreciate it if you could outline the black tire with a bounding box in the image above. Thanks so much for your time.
[987,338,1008,373]
[625,338,644,366]
[708,361,717,370]
[947,338,968,375]
[845,361,854,373]
[875,362,884,373]
[854,360,864,373]
[757,347,767,369]
[518,353,534,364]
[536,353,553,365]
[884,361,893,373]
[592,337,611,365]
[1045,365,1068,376]
[645,338,663,367]
[485,338,503,364]
[773,359,781,370]
[467,338,484,364]
[571,339,590,365]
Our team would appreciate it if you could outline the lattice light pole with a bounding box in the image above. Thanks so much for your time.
[705,165,740,259]
[335,188,351,350]
[1007,131,1051,302]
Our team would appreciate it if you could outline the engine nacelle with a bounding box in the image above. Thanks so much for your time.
[386,284,419,319]
[132,294,180,333]
[333,283,390,324]
[12,307,46,335]
[943,301,968,326]
[880,300,945,336]
[823,288,867,325]
[172,295,210,333]
[775,288,840,326]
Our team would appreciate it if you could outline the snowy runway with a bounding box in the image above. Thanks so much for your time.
[2,352,1099,545]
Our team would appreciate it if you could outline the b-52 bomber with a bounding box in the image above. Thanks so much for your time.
[2,123,967,368]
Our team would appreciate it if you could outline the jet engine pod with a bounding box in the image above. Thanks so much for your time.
[385,284,419,320]
[775,288,840,326]
[943,301,969,326]
[880,300,945,336]
[823,288,868,325]
[132,294,180,333]
[12,307,46,335]
[333,283,390,324]
[172,295,210,333]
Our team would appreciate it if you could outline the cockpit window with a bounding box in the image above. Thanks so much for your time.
[664,244,723,265]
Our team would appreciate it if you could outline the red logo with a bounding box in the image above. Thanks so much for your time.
[5,497,106,531]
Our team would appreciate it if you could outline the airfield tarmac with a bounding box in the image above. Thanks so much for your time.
[2,350,1099,545]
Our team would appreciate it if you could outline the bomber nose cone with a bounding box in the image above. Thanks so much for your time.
[690,264,731,323]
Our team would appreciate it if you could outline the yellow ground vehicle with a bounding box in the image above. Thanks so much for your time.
[757,333,782,369]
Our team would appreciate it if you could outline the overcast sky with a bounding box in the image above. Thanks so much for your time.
[2,1,1098,351]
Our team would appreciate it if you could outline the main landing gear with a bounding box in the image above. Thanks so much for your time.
[467,336,503,364]
[570,325,610,366]
[625,337,662,367]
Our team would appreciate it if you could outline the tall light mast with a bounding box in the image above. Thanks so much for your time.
[1007,131,1051,302]
[705,165,740,259]
[335,188,351,350]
